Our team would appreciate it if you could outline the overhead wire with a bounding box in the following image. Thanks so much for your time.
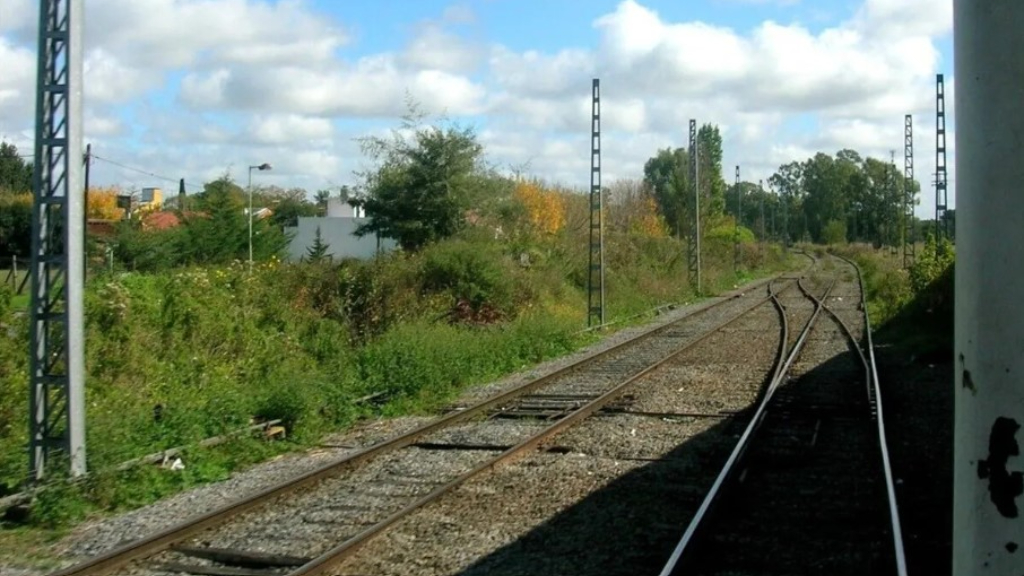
[90,153,204,191]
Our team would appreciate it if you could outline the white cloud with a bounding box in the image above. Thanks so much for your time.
[0,0,954,215]
[0,37,34,138]
[248,114,334,145]
[400,25,482,73]
[0,0,34,36]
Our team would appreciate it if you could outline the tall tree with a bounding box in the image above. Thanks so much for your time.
[697,124,727,218]
[769,161,806,243]
[0,142,32,193]
[354,114,484,251]
[642,147,690,237]
[183,176,287,264]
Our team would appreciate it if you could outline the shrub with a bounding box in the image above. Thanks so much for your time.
[420,240,515,321]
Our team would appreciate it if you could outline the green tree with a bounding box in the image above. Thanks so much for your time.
[182,176,288,265]
[304,226,331,263]
[0,142,32,194]
[314,189,331,214]
[769,161,805,244]
[822,219,847,245]
[642,147,690,237]
[0,193,32,255]
[271,195,320,228]
[697,124,727,218]
[354,114,484,251]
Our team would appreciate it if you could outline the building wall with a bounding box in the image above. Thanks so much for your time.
[286,216,396,261]
[326,197,364,218]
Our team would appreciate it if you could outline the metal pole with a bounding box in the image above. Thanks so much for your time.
[82,142,90,281]
[247,167,253,273]
[687,120,701,293]
[936,74,949,244]
[904,114,915,268]
[734,165,741,271]
[954,3,1024,575]
[587,78,604,327]
[29,0,86,479]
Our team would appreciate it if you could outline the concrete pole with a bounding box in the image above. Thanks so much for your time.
[954,2,1024,574]
[66,0,87,477]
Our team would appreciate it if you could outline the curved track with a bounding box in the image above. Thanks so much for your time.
[658,255,906,576]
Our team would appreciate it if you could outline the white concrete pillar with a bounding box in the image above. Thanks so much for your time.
[954,2,1024,574]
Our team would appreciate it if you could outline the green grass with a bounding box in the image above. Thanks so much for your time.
[0,233,794,562]
[9,293,27,310]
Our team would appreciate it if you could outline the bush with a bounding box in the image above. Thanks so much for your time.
[822,220,847,245]
[420,240,515,321]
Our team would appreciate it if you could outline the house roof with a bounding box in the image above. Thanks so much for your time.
[143,211,181,230]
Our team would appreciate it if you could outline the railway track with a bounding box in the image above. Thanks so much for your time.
[329,272,804,575]
[49,273,805,576]
[658,255,906,576]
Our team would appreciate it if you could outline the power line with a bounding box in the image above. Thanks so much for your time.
[90,154,203,191]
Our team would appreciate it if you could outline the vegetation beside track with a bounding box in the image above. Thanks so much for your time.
[831,238,954,351]
[0,231,792,541]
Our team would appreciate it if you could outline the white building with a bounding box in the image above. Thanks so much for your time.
[285,198,397,261]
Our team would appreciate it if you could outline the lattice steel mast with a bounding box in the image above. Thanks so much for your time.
[935,73,949,242]
[29,0,86,479]
[733,165,741,270]
[890,151,899,254]
[586,79,605,327]
[903,114,915,268]
[687,120,701,293]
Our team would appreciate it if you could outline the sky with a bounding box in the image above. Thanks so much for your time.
[0,0,954,215]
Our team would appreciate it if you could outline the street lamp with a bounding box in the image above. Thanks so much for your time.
[247,163,272,272]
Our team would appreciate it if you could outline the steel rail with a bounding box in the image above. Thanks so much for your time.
[657,274,836,576]
[293,278,796,575]
[49,276,782,576]
[829,254,908,576]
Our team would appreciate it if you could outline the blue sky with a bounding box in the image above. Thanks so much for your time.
[0,0,954,213]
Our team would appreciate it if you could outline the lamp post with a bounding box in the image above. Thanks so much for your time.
[247,163,272,272]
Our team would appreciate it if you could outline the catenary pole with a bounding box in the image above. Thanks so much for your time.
[953,2,1024,574]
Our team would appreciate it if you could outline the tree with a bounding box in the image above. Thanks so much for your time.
[182,176,288,265]
[354,112,484,251]
[0,142,32,193]
[697,124,727,218]
[270,195,319,228]
[0,193,32,255]
[513,180,566,236]
[314,189,331,214]
[606,179,667,237]
[87,186,127,220]
[304,226,331,263]
[642,147,690,237]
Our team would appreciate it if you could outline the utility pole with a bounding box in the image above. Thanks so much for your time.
[586,78,605,327]
[783,192,790,250]
[935,73,949,244]
[82,143,91,281]
[954,2,1024,574]
[890,150,899,255]
[903,115,915,268]
[733,165,741,271]
[687,120,701,294]
[757,179,765,241]
[29,0,86,480]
